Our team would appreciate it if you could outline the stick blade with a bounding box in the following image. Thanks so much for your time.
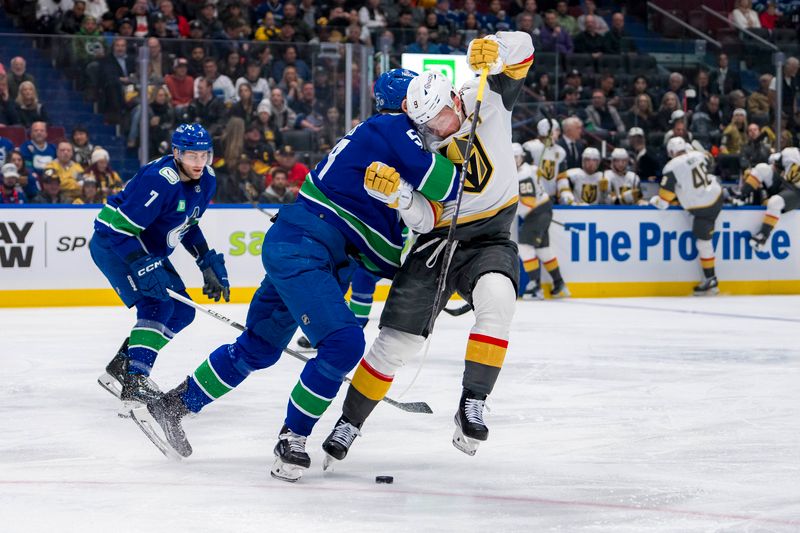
[382,397,433,414]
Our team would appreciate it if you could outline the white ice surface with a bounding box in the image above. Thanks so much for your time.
[1,296,799,532]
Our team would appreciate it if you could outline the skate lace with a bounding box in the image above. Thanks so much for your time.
[285,433,307,454]
[330,421,361,447]
[464,398,486,424]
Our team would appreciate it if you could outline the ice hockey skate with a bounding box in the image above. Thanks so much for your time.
[322,415,362,470]
[97,338,162,417]
[452,389,489,456]
[130,379,192,461]
[693,276,719,296]
[749,232,768,252]
[522,280,544,300]
[549,279,570,298]
[271,425,311,482]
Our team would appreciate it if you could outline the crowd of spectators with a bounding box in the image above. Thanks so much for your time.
[0,0,798,205]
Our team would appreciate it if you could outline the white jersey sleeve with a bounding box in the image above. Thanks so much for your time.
[660,152,722,209]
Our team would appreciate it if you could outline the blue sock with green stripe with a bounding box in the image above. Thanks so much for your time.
[182,344,249,413]
[127,320,174,375]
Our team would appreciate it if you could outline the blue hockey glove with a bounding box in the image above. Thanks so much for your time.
[196,249,230,302]
[130,255,171,301]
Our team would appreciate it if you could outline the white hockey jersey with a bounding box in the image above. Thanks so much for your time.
[522,139,566,197]
[746,162,777,190]
[429,31,535,230]
[558,168,607,205]
[603,169,642,205]
[659,151,721,210]
[517,162,549,217]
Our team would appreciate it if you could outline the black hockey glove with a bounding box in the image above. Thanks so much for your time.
[196,249,230,302]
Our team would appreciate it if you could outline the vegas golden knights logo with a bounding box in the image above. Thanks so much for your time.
[581,184,598,204]
[441,135,494,194]
[537,158,555,181]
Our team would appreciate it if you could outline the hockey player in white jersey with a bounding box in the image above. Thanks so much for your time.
[557,147,608,205]
[514,143,569,299]
[604,148,645,205]
[522,118,566,200]
[740,148,800,251]
[650,137,723,295]
[322,30,534,463]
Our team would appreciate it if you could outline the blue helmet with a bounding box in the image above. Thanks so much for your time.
[374,68,418,112]
[171,123,212,152]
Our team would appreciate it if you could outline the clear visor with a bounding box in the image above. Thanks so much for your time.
[176,149,212,167]
[419,105,459,139]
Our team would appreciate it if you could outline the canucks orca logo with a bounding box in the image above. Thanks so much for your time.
[582,184,598,204]
[440,134,494,194]
[166,206,201,248]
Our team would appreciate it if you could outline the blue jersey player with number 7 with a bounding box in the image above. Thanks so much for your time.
[129,69,460,482]
[91,123,230,416]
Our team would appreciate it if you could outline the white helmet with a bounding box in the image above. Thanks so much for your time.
[537,118,560,137]
[582,147,601,160]
[512,142,524,158]
[610,147,628,161]
[666,136,688,158]
[780,147,800,167]
[405,70,454,125]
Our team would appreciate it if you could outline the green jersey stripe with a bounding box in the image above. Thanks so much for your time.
[97,205,143,236]
[418,154,457,202]
[129,328,170,351]
[348,300,371,317]
[289,379,332,418]
[193,359,233,399]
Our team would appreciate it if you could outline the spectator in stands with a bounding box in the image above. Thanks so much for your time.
[71,125,94,169]
[529,72,554,103]
[84,0,108,20]
[627,127,660,183]
[216,153,264,203]
[515,0,543,31]
[45,141,83,202]
[277,65,303,104]
[574,15,609,58]
[261,166,296,204]
[666,72,687,106]
[406,26,442,54]
[0,135,13,166]
[626,93,655,133]
[72,176,106,204]
[281,2,312,41]
[236,61,270,104]
[221,1,253,30]
[194,57,236,104]
[540,10,573,55]
[7,57,35,102]
[515,13,538,45]
[559,116,586,170]
[159,0,190,38]
[84,148,123,196]
[243,121,275,174]
[442,30,467,55]
[220,50,245,83]
[117,18,135,40]
[21,121,56,193]
[623,76,653,110]
[254,99,282,152]
[484,0,513,32]
[748,74,772,123]
[577,0,609,34]
[100,12,117,41]
[73,16,105,69]
[663,110,693,146]
[196,2,224,38]
[214,116,246,173]
[31,169,67,204]
[0,74,19,126]
[585,89,625,140]
[229,83,257,125]
[768,57,799,129]
[721,108,748,155]
[273,145,309,193]
[740,123,772,168]
[759,2,780,30]
[556,86,586,122]
[256,0,286,26]
[710,53,741,95]
[186,43,207,78]
[14,81,48,128]
[185,77,227,135]
[693,94,724,147]
[269,87,297,132]
[271,45,311,85]
[606,12,636,55]
[359,0,387,31]
[149,12,172,40]
[58,0,87,35]
[0,163,26,204]
[291,81,324,133]
[298,0,318,31]
[655,91,680,132]
[100,38,135,122]
[147,37,173,84]
[318,106,342,153]
[598,73,620,108]
[689,70,713,112]
[725,89,748,123]
[732,0,761,29]
[130,0,150,37]
[393,9,419,48]
[8,149,31,196]
[165,58,194,112]
[555,1,579,35]
[35,1,68,34]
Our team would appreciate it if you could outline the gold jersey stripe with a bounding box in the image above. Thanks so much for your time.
[435,196,518,228]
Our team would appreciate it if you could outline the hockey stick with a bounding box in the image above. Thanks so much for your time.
[427,67,489,334]
[443,303,472,317]
[166,289,433,414]
[550,218,581,234]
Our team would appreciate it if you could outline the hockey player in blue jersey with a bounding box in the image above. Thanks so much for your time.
[130,69,459,481]
[91,123,230,415]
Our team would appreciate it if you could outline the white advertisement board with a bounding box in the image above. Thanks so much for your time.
[0,206,798,306]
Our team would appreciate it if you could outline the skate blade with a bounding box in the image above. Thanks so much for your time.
[550,288,570,299]
[270,457,306,482]
[452,426,480,456]
[98,373,123,400]
[693,287,720,297]
[322,454,337,472]
[130,406,184,462]
[522,292,544,301]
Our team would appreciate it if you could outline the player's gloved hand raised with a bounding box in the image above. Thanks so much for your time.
[649,195,669,210]
[196,249,230,302]
[559,190,575,205]
[364,161,402,207]
[130,254,171,301]
[467,36,507,75]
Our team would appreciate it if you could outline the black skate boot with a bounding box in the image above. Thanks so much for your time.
[97,338,161,417]
[321,415,362,470]
[452,389,489,456]
[522,279,544,300]
[297,335,313,350]
[549,279,570,298]
[271,425,311,482]
[130,379,192,460]
[749,232,768,252]
[693,276,719,296]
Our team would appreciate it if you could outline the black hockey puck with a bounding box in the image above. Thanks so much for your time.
[375,475,394,484]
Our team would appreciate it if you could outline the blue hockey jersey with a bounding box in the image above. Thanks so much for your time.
[94,155,216,260]
[297,112,458,276]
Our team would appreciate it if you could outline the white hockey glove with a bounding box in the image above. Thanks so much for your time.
[559,190,575,205]
[649,195,670,210]
[467,35,508,75]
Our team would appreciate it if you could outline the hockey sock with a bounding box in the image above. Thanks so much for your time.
[348,291,373,329]
[286,326,365,436]
[696,239,716,279]
[543,257,564,284]
[183,343,256,413]
[700,258,716,279]
[758,218,778,239]
[342,359,393,425]
[127,320,174,375]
